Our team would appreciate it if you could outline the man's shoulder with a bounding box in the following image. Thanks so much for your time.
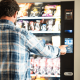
[10,25,29,36]
[0,23,34,38]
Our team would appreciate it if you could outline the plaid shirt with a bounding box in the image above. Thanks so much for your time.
[0,20,60,80]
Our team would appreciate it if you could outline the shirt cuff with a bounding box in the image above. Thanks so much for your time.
[56,48,61,57]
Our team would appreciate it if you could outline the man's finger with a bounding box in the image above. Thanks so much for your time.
[62,45,68,47]
[65,45,68,47]
[61,52,66,55]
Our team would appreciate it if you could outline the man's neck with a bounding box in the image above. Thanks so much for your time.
[0,16,14,23]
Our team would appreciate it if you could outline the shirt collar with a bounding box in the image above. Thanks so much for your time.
[0,19,15,26]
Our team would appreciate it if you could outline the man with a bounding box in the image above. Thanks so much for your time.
[0,0,67,80]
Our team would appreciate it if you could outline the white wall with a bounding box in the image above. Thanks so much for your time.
[74,0,80,80]
[16,0,80,80]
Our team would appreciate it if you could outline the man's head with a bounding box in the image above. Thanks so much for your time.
[0,0,19,24]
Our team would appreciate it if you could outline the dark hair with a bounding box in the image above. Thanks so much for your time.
[0,0,19,18]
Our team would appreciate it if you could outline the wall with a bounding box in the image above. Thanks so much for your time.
[74,0,80,80]
[16,0,80,80]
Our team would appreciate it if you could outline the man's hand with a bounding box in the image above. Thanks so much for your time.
[59,45,68,55]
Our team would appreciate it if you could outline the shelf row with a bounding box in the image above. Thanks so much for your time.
[31,74,60,77]
[29,31,60,33]
[17,17,61,20]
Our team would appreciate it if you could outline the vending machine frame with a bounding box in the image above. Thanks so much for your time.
[17,1,74,80]
[61,1,74,80]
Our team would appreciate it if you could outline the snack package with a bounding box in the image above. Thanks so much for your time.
[18,3,33,17]
[52,36,60,47]
[35,20,41,31]
[22,20,29,30]
[16,20,23,28]
[41,24,46,31]
[30,8,39,17]
[52,18,60,31]
[46,19,53,31]
[29,21,35,31]
[42,5,56,17]
[53,5,61,17]
[30,3,43,17]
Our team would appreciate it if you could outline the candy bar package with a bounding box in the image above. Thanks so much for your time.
[18,3,33,17]
[22,20,29,30]
[42,5,56,17]
[52,19,61,31]
[46,19,54,31]
[34,20,41,31]
[52,36,60,47]
[53,5,61,17]
[29,3,43,17]
[16,20,23,28]
[29,21,35,31]
[16,20,29,30]
[41,24,47,31]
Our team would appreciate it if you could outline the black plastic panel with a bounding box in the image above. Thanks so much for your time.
[61,1,74,80]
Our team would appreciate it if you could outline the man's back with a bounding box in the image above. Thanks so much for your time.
[0,20,30,80]
[0,19,61,80]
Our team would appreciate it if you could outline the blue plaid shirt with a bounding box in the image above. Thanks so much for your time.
[0,20,60,80]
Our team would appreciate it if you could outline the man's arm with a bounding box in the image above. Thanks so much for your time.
[25,32,67,58]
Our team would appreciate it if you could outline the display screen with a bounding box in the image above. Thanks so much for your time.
[65,30,73,33]
[65,9,73,20]
[64,38,73,53]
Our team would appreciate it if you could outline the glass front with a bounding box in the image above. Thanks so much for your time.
[17,2,61,80]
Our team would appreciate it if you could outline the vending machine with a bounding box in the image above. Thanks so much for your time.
[16,1,74,80]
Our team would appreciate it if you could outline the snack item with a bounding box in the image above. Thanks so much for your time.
[16,20,23,28]
[41,24,46,31]
[52,36,60,47]
[29,21,35,31]
[42,5,56,17]
[18,3,33,17]
[52,19,60,31]
[22,21,29,30]
[30,3,43,17]
[53,5,61,17]
[46,19,53,31]
[35,20,40,31]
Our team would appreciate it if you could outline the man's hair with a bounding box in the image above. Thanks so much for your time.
[0,0,19,18]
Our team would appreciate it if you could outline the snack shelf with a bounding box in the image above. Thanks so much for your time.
[17,17,61,20]
[29,31,60,33]
[31,74,60,77]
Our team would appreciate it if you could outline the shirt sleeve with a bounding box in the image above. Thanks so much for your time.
[25,32,60,58]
